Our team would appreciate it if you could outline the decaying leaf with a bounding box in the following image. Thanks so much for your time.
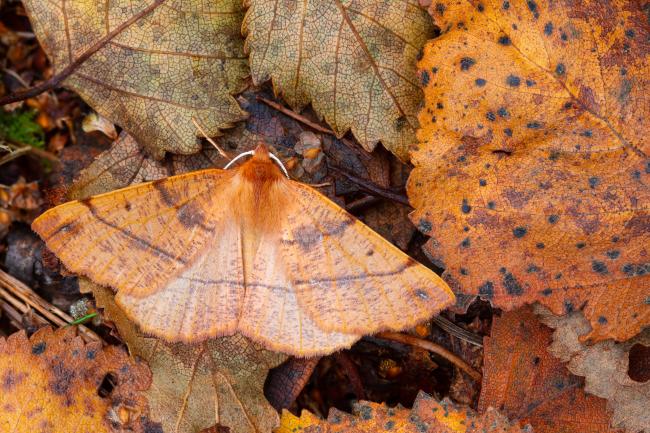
[408,0,649,342]
[0,178,42,238]
[479,306,623,433]
[538,306,650,433]
[243,0,435,160]
[0,326,154,433]
[90,282,287,433]
[22,0,248,158]
[277,391,530,433]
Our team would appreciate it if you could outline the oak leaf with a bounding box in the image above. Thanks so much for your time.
[479,306,623,433]
[408,0,649,342]
[538,306,650,433]
[243,0,435,160]
[0,326,155,433]
[276,391,530,433]
[22,0,249,158]
[90,282,287,433]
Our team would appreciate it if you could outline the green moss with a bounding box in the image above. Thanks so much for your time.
[0,109,45,148]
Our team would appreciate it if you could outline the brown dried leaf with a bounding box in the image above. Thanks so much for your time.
[0,327,155,433]
[277,391,530,433]
[90,282,287,433]
[408,0,649,342]
[538,306,650,433]
[22,0,248,158]
[479,306,623,433]
[243,0,435,160]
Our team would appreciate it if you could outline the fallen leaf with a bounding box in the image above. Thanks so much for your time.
[243,0,435,160]
[538,306,650,433]
[90,282,287,433]
[0,326,155,433]
[82,112,118,140]
[0,178,42,238]
[22,0,249,158]
[408,0,650,342]
[276,391,530,433]
[479,306,623,433]
[33,144,454,355]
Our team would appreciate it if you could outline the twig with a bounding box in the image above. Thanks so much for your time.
[0,0,166,106]
[191,117,231,160]
[0,269,100,343]
[432,316,483,347]
[0,297,49,330]
[328,164,411,207]
[1,140,61,166]
[376,331,482,381]
[256,96,370,160]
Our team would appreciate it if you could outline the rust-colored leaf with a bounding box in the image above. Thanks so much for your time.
[408,0,649,342]
[277,391,529,433]
[22,0,248,158]
[90,282,287,433]
[539,306,650,433]
[243,0,435,160]
[0,327,154,433]
[479,306,623,433]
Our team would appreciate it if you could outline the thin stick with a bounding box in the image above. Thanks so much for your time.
[0,0,166,106]
[376,331,482,381]
[328,165,411,207]
[432,316,483,347]
[0,269,100,342]
[191,117,231,160]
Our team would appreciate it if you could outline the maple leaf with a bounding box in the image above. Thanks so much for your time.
[90,282,287,433]
[21,0,248,158]
[408,0,649,342]
[277,391,530,433]
[538,306,650,433]
[479,306,623,433]
[0,327,155,433]
[243,0,435,161]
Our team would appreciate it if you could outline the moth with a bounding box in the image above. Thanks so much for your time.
[33,144,454,356]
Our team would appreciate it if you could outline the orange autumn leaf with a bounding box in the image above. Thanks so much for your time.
[408,0,649,342]
[479,306,623,433]
[0,327,154,433]
[276,391,529,433]
[33,144,454,356]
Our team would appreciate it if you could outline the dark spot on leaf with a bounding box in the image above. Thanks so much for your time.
[527,121,541,129]
[436,102,444,109]
[435,3,446,15]
[506,75,521,87]
[479,179,487,186]
[541,288,552,296]
[598,316,608,324]
[555,63,566,75]
[576,242,586,249]
[625,29,635,38]
[461,199,471,214]
[536,242,545,249]
[606,250,620,259]
[432,67,438,74]
[525,79,536,86]
[366,249,374,256]
[504,128,513,137]
[513,226,527,238]
[487,201,495,209]
[581,130,593,137]
[32,342,46,355]
[460,268,468,275]
[527,265,540,273]
[477,3,485,12]
[588,176,600,188]
[475,78,487,87]
[486,111,496,121]
[592,261,608,274]
[497,107,509,117]
[420,70,430,86]
[498,35,511,45]
[533,356,541,365]
[502,1,510,9]
[544,22,553,35]
[527,0,539,18]
[548,214,559,224]
[86,350,97,360]
[461,237,471,248]
[460,57,476,71]
[504,272,524,295]
[418,218,432,233]
[561,32,568,41]
[478,281,494,297]
[564,301,574,313]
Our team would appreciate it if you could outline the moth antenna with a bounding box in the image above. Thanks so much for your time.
[191,117,231,161]
[224,150,290,179]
